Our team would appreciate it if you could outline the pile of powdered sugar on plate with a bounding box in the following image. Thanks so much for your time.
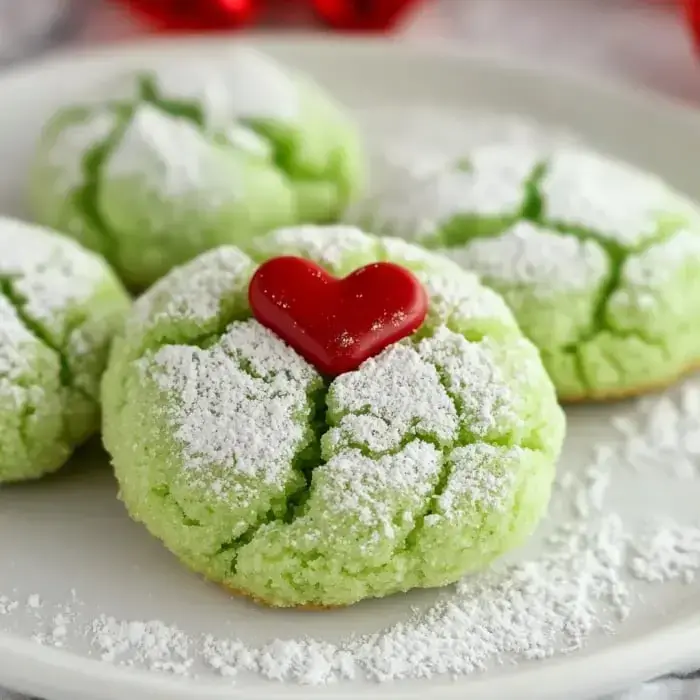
[1,422,697,686]
[1,107,700,687]
[610,378,700,481]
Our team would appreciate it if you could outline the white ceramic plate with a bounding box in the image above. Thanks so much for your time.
[1,37,700,700]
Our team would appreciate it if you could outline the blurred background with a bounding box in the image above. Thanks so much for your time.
[0,0,698,105]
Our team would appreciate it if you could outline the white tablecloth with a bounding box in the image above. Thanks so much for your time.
[3,1,700,698]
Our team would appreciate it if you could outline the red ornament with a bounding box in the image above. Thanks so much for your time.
[122,0,258,31]
[310,0,421,30]
[249,256,428,376]
[685,0,700,53]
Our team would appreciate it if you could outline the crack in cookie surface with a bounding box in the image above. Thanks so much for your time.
[0,277,93,404]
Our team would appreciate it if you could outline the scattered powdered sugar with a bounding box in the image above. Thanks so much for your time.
[10,426,700,685]
[610,379,700,480]
[541,148,674,247]
[105,104,243,207]
[0,597,19,615]
[629,522,700,584]
[3,401,700,685]
[143,319,320,495]
[91,616,193,674]
[445,220,610,296]
[352,516,631,681]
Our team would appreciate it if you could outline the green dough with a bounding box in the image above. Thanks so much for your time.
[0,217,130,482]
[102,225,564,608]
[29,49,365,290]
[359,145,700,400]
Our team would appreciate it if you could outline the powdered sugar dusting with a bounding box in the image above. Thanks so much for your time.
[43,108,118,195]
[325,343,458,455]
[92,616,193,674]
[447,221,610,295]
[630,522,700,584]
[0,295,43,407]
[105,105,243,205]
[253,225,379,274]
[354,106,577,180]
[143,320,320,493]
[315,441,442,542]
[0,218,107,336]
[352,518,631,681]
[131,246,253,333]
[418,328,523,440]
[438,443,519,516]
[419,266,517,332]
[150,47,299,130]
[365,143,541,241]
[11,424,699,685]
[618,228,700,291]
[610,378,700,480]
[5,390,700,685]
[541,148,674,247]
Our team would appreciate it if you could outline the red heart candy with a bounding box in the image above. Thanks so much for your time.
[122,0,258,31]
[686,0,700,52]
[311,0,422,31]
[249,256,428,376]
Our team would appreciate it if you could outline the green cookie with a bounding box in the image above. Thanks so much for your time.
[102,225,564,608]
[30,48,365,290]
[0,217,130,482]
[360,145,700,400]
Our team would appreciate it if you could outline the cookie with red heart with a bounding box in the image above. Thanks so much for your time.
[102,225,564,608]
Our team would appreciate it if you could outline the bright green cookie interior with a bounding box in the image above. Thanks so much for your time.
[102,225,565,608]
[0,217,130,482]
[360,145,700,400]
[30,49,365,290]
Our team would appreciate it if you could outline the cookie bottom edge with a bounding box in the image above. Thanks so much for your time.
[560,358,700,404]
[223,584,342,611]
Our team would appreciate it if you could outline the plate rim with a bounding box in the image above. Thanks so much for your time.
[0,34,700,700]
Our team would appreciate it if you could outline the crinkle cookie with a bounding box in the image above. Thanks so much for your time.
[0,218,130,482]
[30,48,364,290]
[102,225,565,608]
[359,145,700,401]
